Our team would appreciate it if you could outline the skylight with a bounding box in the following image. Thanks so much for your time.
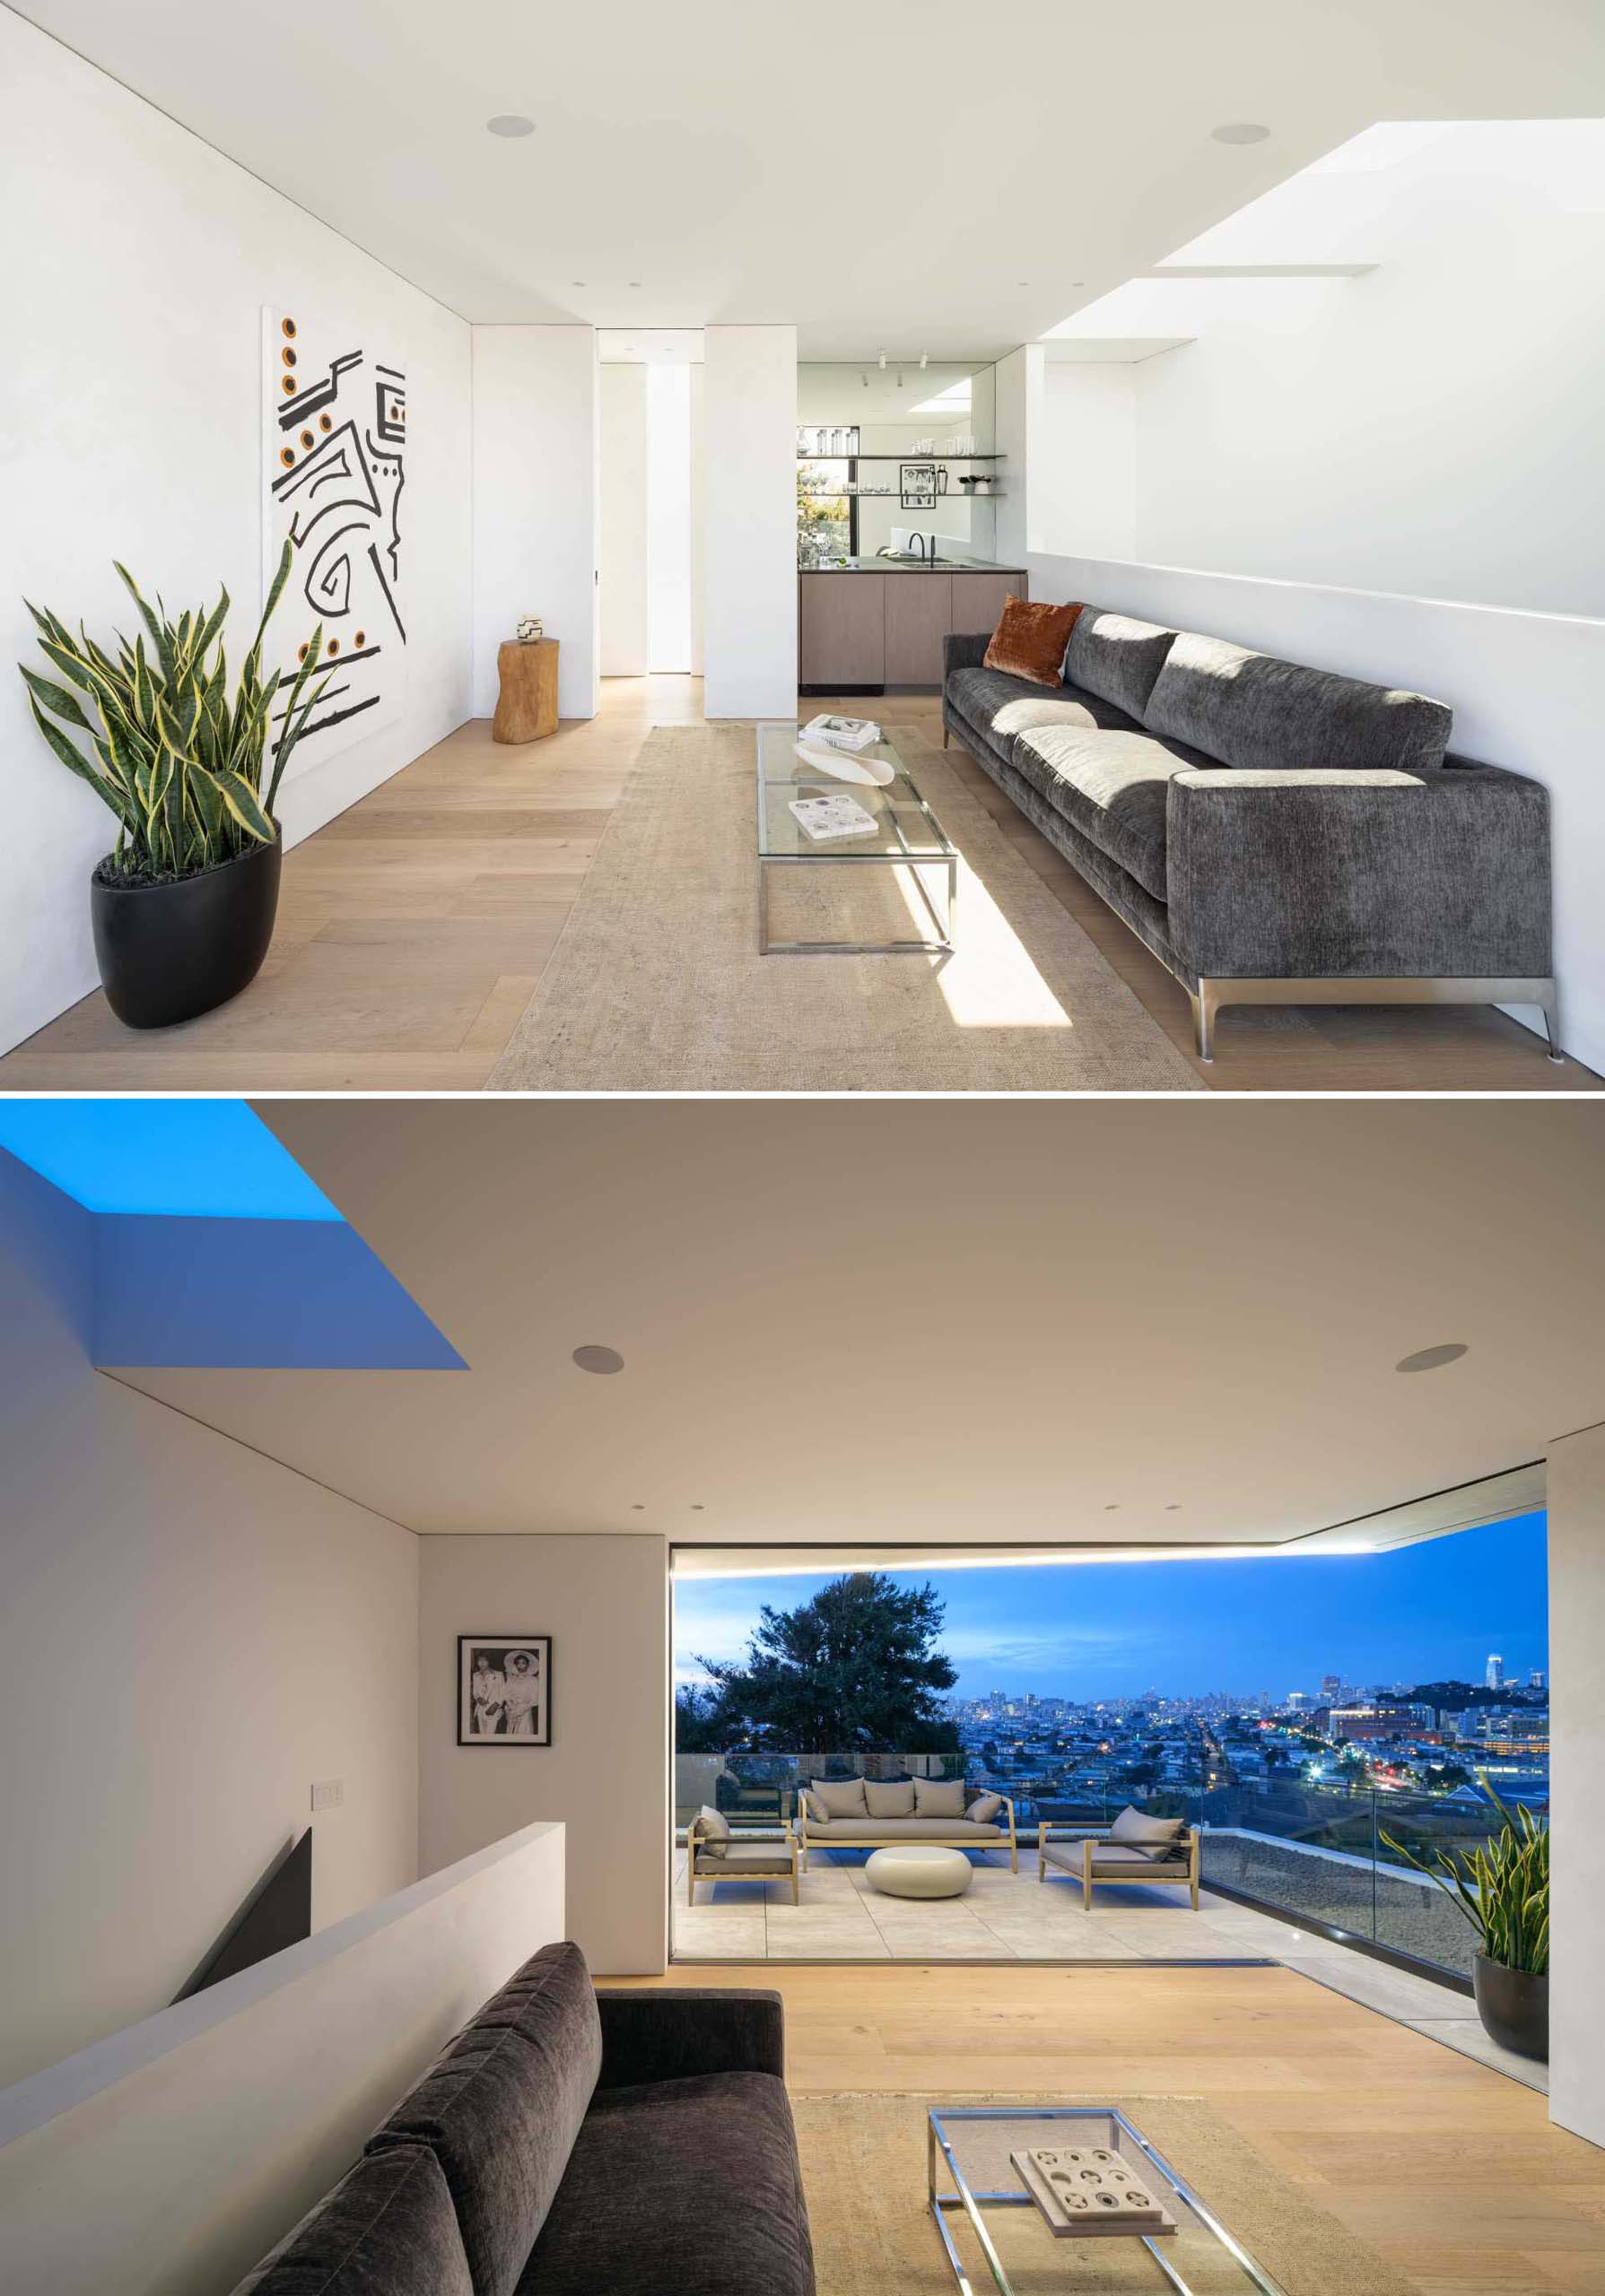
[0,1100,343,1221]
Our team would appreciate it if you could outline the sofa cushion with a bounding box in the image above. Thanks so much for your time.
[913,1777,969,1818]
[368,1942,601,2296]
[946,665,1141,749]
[517,2071,814,2296]
[695,1805,731,1858]
[1143,630,1453,775]
[1063,609,1180,719]
[810,1777,868,1819]
[990,694,1099,741]
[966,1792,1004,1824]
[1108,1807,1186,1861]
[803,1818,1003,1842]
[702,1845,794,1875]
[1042,1840,1188,1875]
[983,594,1084,686]
[800,1788,829,1822]
[1013,726,1204,901]
[864,1779,917,1818]
[231,2145,471,2296]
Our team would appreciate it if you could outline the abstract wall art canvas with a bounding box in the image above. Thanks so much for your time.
[262,307,409,778]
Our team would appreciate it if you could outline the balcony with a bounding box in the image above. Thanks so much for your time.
[673,1753,1546,2086]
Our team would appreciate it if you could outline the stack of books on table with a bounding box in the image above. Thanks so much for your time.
[787,794,879,842]
[799,713,881,754]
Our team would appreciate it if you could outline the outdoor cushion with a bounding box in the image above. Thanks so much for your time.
[1108,1806,1185,1850]
[368,1943,601,2296]
[913,1777,969,1818]
[1142,630,1453,775]
[864,1779,916,1818]
[801,1818,1004,1842]
[231,2144,471,2296]
[1042,1840,1187,1874]
[518,2071,814,2296]
[695,1805,731,1858]
[966,1792,1003,1823]
[800,1788,829,1822]
[1063,608,1180,719]
[700,1846,794,1874]
[1011,726,1208,901]
[810,1777,868,1819]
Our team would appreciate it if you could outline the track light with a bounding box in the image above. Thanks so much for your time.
[878,351,886,369]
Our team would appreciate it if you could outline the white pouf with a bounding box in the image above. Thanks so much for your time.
[865,1846,973,1900]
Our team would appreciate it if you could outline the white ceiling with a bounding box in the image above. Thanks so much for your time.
[14,0,1605,354]
[109,1100,1605,1550]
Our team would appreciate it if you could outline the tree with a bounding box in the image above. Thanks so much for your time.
[694,1571,961,1752]
[674,1684,726,1752]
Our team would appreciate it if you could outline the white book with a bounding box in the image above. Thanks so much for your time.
[788,795,878,842]
[801,713,881,753]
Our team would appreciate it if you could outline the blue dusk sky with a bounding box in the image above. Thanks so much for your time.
[674,1512,1548,1701]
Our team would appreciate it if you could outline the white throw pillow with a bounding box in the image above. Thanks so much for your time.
[696,1805,731,1858]
[966,1792,1003,1824]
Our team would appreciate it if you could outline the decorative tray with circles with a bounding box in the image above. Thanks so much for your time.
[1008,2145,1179,2239]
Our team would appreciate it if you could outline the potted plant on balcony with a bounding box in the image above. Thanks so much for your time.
[1383,1789,1548,2060]
[19,542,327,1029]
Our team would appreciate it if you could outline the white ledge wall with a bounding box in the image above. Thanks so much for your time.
[702,325,798,717]
[0,10,473,1059]
[0,1821,564,2296]
[1021,551,1605,1077]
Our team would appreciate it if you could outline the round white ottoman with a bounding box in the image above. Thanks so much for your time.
[865,1846,973,1900]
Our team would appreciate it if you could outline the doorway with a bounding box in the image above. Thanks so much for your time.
[598,329,703,684]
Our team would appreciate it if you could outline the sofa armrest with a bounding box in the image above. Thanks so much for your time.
[1166,763,1551,980]
[596,1987,786,2089]
[944,631,992,680]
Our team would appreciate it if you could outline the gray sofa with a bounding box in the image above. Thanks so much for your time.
[943,609,1558,1061]
[231,1941,814,2296]
[798,1775,1018,1872]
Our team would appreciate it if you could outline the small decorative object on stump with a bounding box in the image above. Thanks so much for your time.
[493,636,559,744]
[1011,2147,1178,2239]
[516,615,544,643]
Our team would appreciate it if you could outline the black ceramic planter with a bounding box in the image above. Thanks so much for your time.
[1473,1952,1548,2061]
[91,832,282,1031]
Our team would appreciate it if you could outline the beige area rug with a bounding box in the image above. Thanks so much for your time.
[793,2092,1416,2296]
[488,724,1206,1091]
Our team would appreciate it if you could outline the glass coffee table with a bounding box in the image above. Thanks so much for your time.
[928,2107,1288,2296]
[755,721,956,954]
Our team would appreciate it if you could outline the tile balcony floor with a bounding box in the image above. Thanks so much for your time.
[672,1845,1547,2095]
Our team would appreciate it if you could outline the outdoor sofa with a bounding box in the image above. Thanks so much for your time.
[230,1940,815,2296]
[1038,1805,1200,1909]
[798,1776,1018,1872]
[943,607,1557,1063]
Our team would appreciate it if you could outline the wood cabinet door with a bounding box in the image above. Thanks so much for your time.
[798,575,885,685]
[950,570,1026,639]
[883,575,953,688]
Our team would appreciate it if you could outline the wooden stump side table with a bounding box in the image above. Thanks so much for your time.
[493,638,560,743]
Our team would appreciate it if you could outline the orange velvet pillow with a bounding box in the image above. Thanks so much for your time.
[982,595,1084,687]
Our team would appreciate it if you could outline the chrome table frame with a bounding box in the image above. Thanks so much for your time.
[927,2105,1290,2296]
[757,725,957,956]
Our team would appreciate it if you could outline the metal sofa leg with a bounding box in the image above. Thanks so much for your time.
[1540,981,1565,1064]
[1191,986,1216,1064]
[942,721,950,749]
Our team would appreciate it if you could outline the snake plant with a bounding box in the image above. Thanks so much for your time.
[20,539,329,885]
[1382,1786,1548,1974]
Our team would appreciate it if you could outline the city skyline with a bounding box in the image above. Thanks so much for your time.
[674,1511,1548,1703]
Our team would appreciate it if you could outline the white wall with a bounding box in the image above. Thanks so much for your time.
[0,10,473,1060]
[0,1151,422,2087]
[1548,1424,1605,2148]
[418,1534,669,1975]
[0,1821,564,2296]
[1031,364,1137,561]
[1022,549,1605,1076]
[599,363,649,675]
[646,362,694,672]
[471,327,599,721]
[702,325,798,717]
[991,346,1031,570]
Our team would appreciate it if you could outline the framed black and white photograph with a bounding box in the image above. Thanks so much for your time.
[458,1635,552,1745]
[899,462,937,509]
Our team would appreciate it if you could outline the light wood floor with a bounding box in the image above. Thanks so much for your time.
[599,1961,1605,2296]
[2,677,1596,1092]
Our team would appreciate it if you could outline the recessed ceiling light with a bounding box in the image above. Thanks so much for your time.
[572,279,587,287]
[628,280,641,289]
[1164,1504,1182,1512]
[1211,122,1269,144]
[486,114,536,137]
[1103,1503,1120,1512]
[1017,280,1030,287]
[691,1504,705,1511]
[1395,1343,1469,1374]
[572,1344,624,1374]
[632,1503,646,1511]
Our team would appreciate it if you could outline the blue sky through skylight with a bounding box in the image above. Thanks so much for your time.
[0,1100,343,1221]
